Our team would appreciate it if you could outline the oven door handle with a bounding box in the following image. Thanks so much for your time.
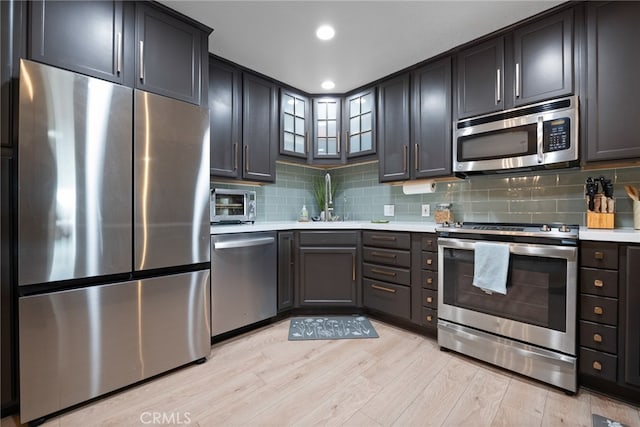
[437,238,577,261]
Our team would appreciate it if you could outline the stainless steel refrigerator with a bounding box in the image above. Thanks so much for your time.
[17,59,211,423]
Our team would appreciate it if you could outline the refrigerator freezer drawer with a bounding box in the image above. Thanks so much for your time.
[18,270,210,422]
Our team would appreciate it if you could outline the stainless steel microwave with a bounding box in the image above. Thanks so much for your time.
[454,96,579,175]
[211,189,256,223]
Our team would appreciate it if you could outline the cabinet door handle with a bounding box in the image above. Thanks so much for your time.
[371,268,396,277]
[371,284,396,294]
[305,132,309,154]
[139,40,144,81]
[594,279,604,288]
[371,235,396,241]
[593,333,603,343]
[233,143,238,171]
[403,145,408,174]
[425,296,433,303]
[337,131,341,154]
[592,361,602,371]
[346,131,350,154]
[594,251,604,260]
[371,251,397,259]
[495,68,501,104]
[352,254,356,281]
[289,239,294,266]
[594,306,603,315]
[426,277,433,285]
[116,32,122,74]
[515,63,520,98]
[414,144,419,171]
[245,145,249,172]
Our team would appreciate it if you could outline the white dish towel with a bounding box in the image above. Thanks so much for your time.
[472,241,510,295]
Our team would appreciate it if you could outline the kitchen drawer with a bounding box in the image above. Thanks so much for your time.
[421,289,437,309]
[580,294,618,326]
[363,263,410,286]
[421,251,438,271]
[580,241,618,270]
[421,270,438,290]
[420,235,438,252]
[299,231,358,246]
[421,307,437,328]
[362,231,410,250]
[580,267,618,298]
[579,320,617,354]
[363,278,410,320]
[363,247,411,268]
[579,347,617,382]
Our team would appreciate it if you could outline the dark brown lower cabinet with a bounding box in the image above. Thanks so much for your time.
[277,231,295,312]
[410,233,438,332]
[296,231,360,307]
[579,241,640,404]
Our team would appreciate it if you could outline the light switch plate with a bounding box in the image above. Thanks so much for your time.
[384,204,395,217]
[421,204,430,217]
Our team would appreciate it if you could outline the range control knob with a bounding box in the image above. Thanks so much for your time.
[559,224,571,232]
[454,222,463,228]
[540,224,552,232]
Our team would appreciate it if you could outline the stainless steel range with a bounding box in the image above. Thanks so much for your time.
[436,222,579,392]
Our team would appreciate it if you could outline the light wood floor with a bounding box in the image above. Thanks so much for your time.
[3,318,640,427]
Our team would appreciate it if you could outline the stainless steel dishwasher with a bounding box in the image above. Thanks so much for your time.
[210,231,277,336]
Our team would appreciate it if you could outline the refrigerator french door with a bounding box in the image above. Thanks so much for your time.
[17,59,210,423]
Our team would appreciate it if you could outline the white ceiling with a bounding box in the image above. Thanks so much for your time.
[161,1,565,94]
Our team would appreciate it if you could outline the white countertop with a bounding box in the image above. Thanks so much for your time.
[211,221,640,243]
[210,221,437,235]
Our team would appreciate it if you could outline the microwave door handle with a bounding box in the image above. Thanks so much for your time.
[537,116,544,164]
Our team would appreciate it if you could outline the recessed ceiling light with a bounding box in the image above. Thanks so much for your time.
[321,80,335,90]
[316,25,335,41]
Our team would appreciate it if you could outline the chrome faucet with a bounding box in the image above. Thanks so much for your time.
[324,172,332,221]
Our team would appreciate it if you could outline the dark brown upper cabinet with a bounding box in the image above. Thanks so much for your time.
[29,1,210,105]
[411,57,452,179]
[209,57,241,178]
[378,74,411,182]
[29,1,130,85]
[311,96,342,163]
[242,72,278,182]
[585,1,640,163]
[280,89,310,160]
[457,9,573,119]
[344,87,376,160]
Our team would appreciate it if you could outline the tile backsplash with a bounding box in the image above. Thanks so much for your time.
[211,162,640,228]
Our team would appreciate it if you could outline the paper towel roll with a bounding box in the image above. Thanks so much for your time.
[402,180,436,195]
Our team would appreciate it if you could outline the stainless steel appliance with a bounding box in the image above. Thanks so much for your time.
[211,188,256,224]
[454,96,579,175]
[17,60,211,423]
[437,222,579,392]
[210,232,277,336]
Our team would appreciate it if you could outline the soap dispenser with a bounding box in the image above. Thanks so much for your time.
[299,204,309,222]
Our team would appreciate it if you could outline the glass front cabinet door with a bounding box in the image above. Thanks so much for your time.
[345,88,376,159]
[312,97,342,161]
[280,89,310,159]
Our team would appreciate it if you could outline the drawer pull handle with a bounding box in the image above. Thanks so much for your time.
[426,259,433,265]
[371,284,396,294]
[594,306,604,315]
[593,333,603,343]
[371,268,396,277]
[426,277,433,285]
[425,296,433,303]
[594,279,604,288]
[372,251,397,259]
[594,251,604,260]
[426,240,433,247]
[426,315,433,322]
[371,235,397,241]
[592,361,602,371]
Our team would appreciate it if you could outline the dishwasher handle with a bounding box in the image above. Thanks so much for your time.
[214,236,275,250]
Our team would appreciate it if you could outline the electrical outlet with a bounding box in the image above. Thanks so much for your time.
[384,204,395,217]
[421,204,430,217]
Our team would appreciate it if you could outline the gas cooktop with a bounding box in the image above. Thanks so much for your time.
[435,222,579,239]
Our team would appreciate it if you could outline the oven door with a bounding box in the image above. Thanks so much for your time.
[438,237,577,355]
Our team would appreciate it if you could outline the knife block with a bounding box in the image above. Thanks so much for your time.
[587,212,614,229]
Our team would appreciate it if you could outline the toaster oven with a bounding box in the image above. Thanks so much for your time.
[211,189,256,224]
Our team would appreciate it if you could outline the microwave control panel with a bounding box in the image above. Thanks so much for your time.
[543,117,571,152]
